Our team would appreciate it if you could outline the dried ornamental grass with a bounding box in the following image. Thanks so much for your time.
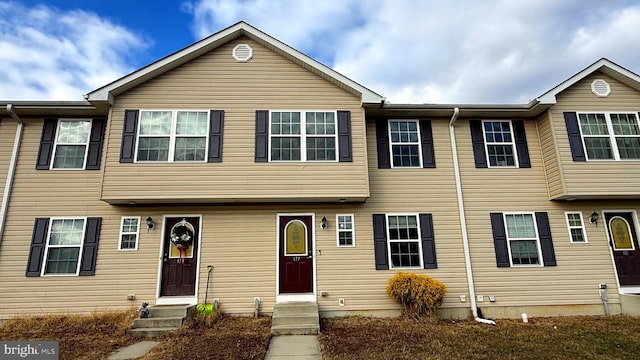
[386,272,447,317]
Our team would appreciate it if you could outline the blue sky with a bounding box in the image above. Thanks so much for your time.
[1,0,640,103]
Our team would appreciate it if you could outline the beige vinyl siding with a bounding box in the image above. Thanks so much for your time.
[354,118,471,311]
[0,120,17,207]
[101,36,369,204]
[536,111,565,199]
[550,72,640,199]
[454,118,620,308]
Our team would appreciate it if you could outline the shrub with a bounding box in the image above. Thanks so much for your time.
[386,272,447,318]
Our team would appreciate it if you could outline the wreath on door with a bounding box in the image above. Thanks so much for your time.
[170,219,195,263]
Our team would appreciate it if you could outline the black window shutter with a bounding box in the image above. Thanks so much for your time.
[375,120,391,169]
[512,120,531,168]
[120,110,139,163]
[85,118,106,170]
[419,213,437,269]
[208,110,224,163]
[337,111,352,162]
[26,218,50,277]
[372,214,389,270]
[79,217,102,276]
[470,120,488,168]
[255,110,269,162]
[36,119,58,170]
[535,212,557,266]
[563,112,586,162]
[490,212,510,267]
[420,120,436,168]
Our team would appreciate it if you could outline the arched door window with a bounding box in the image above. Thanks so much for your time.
[285,220,307,256]
[609,216,635,251]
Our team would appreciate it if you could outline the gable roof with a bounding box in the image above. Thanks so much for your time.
[537,58,640,104]
[86,21,384,104]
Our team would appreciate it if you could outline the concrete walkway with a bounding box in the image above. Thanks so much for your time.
[265,335,322,359]
[108,341,159,360]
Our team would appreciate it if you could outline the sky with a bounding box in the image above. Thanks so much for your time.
[1,0,640,104]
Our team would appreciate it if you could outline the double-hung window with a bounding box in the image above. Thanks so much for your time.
[52,120,92,169]
[270,111,337,161]
[119,217,140,250]
[504,213,542,266]
[565,212,587,243]
[483,120,517,167]
[389,120,422,167]
[43,218,86,275]
[136,110,209,162]
[336,214,355,247]
[578,112,640,160]
[387,214,422,268]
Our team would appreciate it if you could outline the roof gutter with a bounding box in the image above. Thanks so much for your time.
[0,104,24,244]
[448,107,496,325]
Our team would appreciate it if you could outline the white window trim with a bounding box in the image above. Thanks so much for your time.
[336,214,355,247]
[388,119,423,168]
[135,109,210,163]
[503,212,543,267]
[41,217,87,276]
[577,111,640,161]
[118,216,140,251]
[268,110,338,162]
[482,120,519,168]
[565,211,588,244]
[386,213,423,269]
[51,119,92,170]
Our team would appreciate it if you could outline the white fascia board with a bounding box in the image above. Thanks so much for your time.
[537,58,640,104]
[86,22,384,104]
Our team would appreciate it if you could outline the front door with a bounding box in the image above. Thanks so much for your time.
[160,216,200,296]
[279,215,314,293]
[605,212,640,286]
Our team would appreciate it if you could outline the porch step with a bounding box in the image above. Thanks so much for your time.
[128,304,193,338]
[621,294,640,315]
[271,302,319,335]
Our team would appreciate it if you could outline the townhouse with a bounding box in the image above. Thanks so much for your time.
[0,22,639,320]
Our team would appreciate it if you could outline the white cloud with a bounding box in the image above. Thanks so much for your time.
[0,2,149,100]
[185,0,640,103]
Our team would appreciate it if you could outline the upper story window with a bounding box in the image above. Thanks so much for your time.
[469,119,530,169]
[37,118,105,171]
[389,120,422,167]
[137,110,209,162]
[374,119,435,169]
[120,109,224,164]
[578,112,640,160]
[482,121,517,167]
[270,111,337,161]
[53,120,92,169]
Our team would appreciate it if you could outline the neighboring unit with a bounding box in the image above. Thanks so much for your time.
[1,22,640,321]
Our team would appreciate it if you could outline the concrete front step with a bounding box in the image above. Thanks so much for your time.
[128,327,181,338]
[133,316,184,329]
[271,302,320,335]
[271,323,320,335]
[128,304,193,338]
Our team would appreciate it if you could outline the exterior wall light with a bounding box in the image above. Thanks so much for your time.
[321,216,328,230]
[146,216,155,231]
[589,211,599,226]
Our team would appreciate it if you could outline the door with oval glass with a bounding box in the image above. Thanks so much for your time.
[605,212,640,286]
[160,216,200,296]
[279,215,313,293]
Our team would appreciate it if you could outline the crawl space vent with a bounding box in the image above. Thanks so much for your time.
[232,44,253,62]
[591,79,611,97]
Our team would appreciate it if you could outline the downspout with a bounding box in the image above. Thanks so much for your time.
[449,107,496,325]
[0,104,24,244]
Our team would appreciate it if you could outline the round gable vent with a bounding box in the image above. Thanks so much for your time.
[591,79,611,97]
[232,44,253,62]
